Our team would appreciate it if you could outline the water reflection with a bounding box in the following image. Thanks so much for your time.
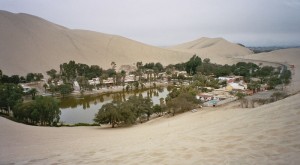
[59,87,169,124]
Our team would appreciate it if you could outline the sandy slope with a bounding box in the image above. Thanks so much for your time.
[1,93,300,165]
[0,10,191,76]
[168,37,253,65]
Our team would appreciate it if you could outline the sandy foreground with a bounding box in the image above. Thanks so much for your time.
[1,95,300,165]
[1,49,300,165]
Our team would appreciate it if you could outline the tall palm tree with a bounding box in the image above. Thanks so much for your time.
[29,88,38,100]
[120,70,126,89]
[43,83,48,93]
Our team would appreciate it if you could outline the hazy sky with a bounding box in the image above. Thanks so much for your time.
[1,0,300,46]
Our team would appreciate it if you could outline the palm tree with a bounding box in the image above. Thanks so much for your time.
[29,88,38,100]
[43,83,48,93]
[145,69,153,87]
[120,70,126,89]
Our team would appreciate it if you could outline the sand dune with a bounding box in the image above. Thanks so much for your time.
[1,93,300,164]
[0,11,253,76]
[169,37,253,65]
[0,10,191,76]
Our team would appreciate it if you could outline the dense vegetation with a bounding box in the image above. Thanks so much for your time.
[94,94,155,128]
[0,83,23,114]
[0,70,61,126]
[13,96,60,126]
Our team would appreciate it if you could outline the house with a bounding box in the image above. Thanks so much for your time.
[226,82,246,92]
[203,99,219,107]
[196,93,219,102]
[124,75,137,83]
[21,84,32,93]
[218,76,244,83]
[250,77,261,82]
[218,76,235,83]
[88,78,100,85]
[73,81,80,91]
[51,80,63,86]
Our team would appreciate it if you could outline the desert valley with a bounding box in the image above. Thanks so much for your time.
[1,9,300,165]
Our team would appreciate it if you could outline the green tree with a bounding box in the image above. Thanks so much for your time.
[236,92,246,99]
[142,97,153,121]
[26,73,35,82]
[43,83,48,93]
[49,84,56,96]
[119,101,137,125]
[166,90,198,116]
[58,84,73,98]
[153,104,163,116]
[0,83,23,115]
[121,70,126,84]
[46,69,58,79]
[248,82,261,93]
[28,88,38,100]
[94,102,123,128]
[186,55,202,75]
[34,96,60,126]
[203,58,210,64]
[10,75,21,84]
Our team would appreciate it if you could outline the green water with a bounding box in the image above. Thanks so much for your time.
[59,87,169,124]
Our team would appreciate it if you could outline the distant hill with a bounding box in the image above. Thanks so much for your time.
[247,46,300,54]
[168,37,253,65]
[0,10,191,75]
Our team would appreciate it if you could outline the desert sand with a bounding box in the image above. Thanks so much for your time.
[0,10,192,76]
[0,11,252,76]
[1,49,300,164]
[1,94,300,164]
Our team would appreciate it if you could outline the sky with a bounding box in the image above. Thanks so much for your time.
[1,0,300,46]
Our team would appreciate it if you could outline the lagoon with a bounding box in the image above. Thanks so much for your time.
[59,87,169,124]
